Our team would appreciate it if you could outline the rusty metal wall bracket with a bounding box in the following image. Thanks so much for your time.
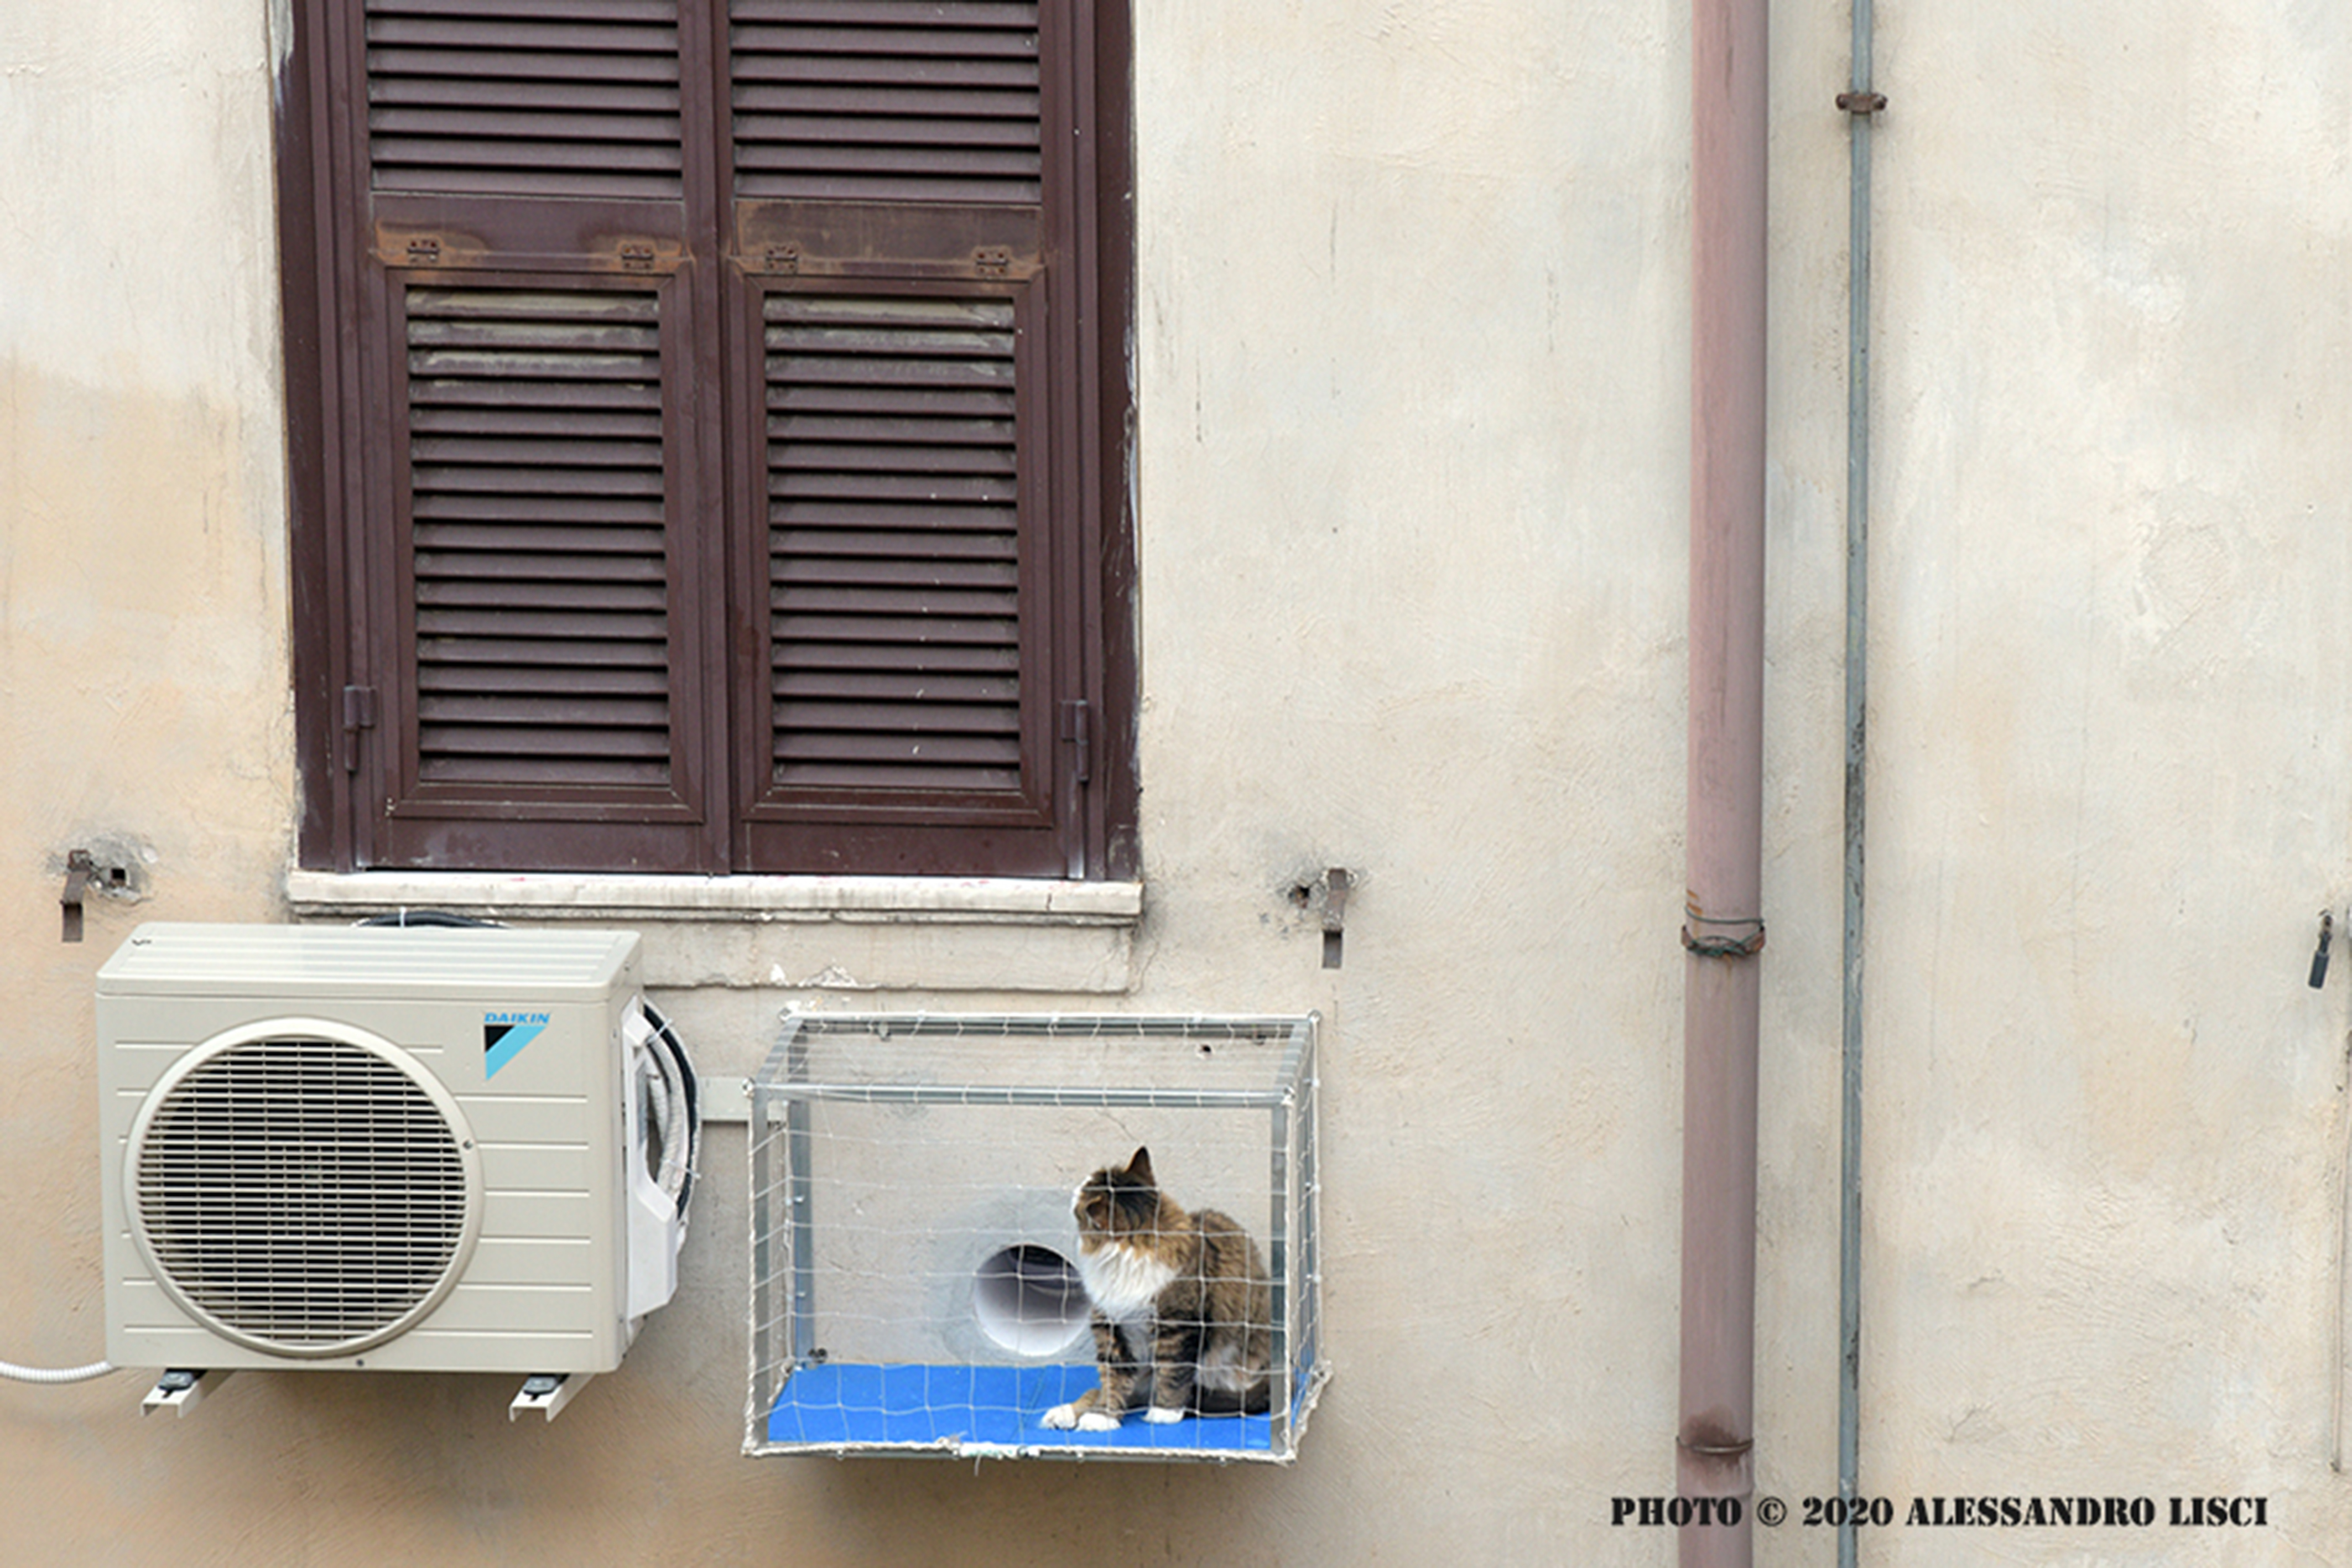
[1836,91,1887,115]
[61,850,95,943]
[1321,868,1351,970]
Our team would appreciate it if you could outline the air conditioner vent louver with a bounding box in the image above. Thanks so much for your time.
[127,1034,479,1358]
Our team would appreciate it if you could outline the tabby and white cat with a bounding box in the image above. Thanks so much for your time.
[1042,1147,1273,1430]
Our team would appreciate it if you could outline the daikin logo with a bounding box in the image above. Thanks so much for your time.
[483,1010,551,1079]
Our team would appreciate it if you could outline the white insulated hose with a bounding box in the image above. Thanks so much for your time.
[0,1358,117,1384]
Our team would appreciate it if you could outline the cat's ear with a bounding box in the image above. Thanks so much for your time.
[1126,1146,1154,1185]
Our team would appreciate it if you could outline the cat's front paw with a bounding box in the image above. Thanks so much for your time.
[1143,1405,1186,1424]
[1043,1400,1123,1432]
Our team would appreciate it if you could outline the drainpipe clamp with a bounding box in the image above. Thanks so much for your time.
[1682,910,1766,958]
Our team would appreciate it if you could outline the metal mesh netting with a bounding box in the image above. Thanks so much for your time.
[747,1013,1325,1461]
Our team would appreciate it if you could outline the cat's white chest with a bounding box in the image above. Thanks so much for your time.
[1076,1241,1177,1320]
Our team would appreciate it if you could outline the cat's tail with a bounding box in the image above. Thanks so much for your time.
[1191,1380,1273,1418]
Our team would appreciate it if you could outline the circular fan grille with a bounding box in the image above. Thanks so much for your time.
[128,1033,479,1358]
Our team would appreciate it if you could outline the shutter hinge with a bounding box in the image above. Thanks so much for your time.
[618,240,657,272]
[1060,699,1092,785]
[764,243,802,274]
[974,245,1012,277]
[341,685,378,772]
[405,236,442,267]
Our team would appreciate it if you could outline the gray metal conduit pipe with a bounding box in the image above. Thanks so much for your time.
[1839,4,1883,1564]
[1678,0,1768,1560]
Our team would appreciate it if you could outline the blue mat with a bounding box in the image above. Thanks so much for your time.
[766,1362,1278,1454]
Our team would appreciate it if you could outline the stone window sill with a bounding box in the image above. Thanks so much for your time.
[283,871,1143,994]
[286,870,1140,924]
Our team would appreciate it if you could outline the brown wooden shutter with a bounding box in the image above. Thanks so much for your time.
[289,0,1133,878]
[727,0,1084,875]
[345,0,728,871]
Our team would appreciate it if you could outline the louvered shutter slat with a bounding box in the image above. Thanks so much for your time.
[419,581,669,612]
[776,669,1016,700]
[412,549,667,581]
[413,467,667,498]
[380,0,679,19]
[409,496,664,529]
[371,140,684,176]
[409,406,662,439]
[732,27,1040,59]
[370,79,681,112]
[417,608,670,643]
[417,638,671,669]
[367,17,677,51]
[410,382,659,414]
[773,528,1012,560]
[416,526,667,559]
[732,0,1039,20]
[735,113,1036,149]
[371,108,685,141]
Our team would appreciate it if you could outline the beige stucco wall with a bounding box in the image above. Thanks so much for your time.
[2,0,301,1546]
[3,0,2349,1563]
[1856,0,2352,1541]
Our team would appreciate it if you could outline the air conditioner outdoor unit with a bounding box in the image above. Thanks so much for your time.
[96,923,694,1405]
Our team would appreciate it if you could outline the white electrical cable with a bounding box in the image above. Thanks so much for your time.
[630,999,699,1227]
[649,1012,696,1218]
[639,1044,676,1198]
[1,1358,117,1384]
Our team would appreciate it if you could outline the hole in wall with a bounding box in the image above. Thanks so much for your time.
[971,1244,1089,1356]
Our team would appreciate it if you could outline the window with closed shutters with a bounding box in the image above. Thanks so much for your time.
[280,0,1134,879]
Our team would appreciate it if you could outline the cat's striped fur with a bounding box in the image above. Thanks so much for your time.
[1043,1147,1272,1431]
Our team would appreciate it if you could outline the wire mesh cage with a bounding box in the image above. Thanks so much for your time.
[746,1012,1326,1462]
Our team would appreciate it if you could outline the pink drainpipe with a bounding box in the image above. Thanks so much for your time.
[1679,0,1767,1561]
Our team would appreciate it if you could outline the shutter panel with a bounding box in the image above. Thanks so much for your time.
[765,291,1027,794]
[343,0,727,871]
[365,0,686,201]
[404,286,675,791]
[728,1,1080,873]
[730,1,1043,205]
